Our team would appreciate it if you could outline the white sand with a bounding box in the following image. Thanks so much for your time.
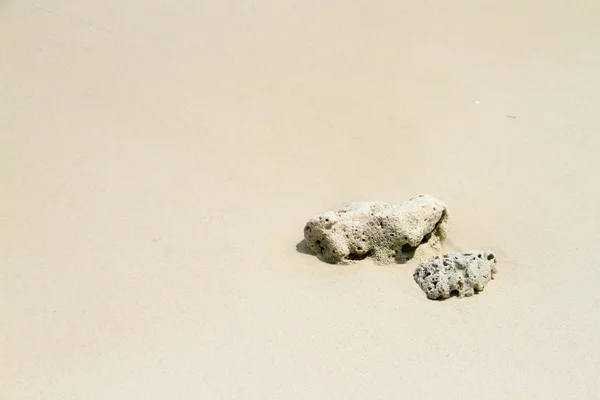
[2,1,600,398]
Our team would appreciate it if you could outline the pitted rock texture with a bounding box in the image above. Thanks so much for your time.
[413,251,498,299]
[303,194,448,264]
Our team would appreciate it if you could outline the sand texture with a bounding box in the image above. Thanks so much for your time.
[2,0,600,398]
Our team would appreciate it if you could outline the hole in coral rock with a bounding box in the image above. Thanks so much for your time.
[450,290,459,297]
[347,249,373,261]
[487,254,495,260]
[396,243,417,264]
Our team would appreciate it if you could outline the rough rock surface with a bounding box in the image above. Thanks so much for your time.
[303,194,448,264]
[413,251,498,299]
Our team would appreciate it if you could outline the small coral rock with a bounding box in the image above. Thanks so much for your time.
[413,251,498,299]
[303,194,448,264]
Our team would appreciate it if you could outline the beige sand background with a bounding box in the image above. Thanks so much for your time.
[2,0,600,398]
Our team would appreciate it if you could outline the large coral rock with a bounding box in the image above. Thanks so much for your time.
[303,194,448,264]
[413,251,498,299]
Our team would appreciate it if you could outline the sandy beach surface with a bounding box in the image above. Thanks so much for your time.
[2,0,600,398]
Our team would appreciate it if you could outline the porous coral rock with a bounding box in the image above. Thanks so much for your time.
[413,251,498,299]
[303,194,448,264]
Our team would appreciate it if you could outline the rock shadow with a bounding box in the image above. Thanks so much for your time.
[296,240,315,256]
